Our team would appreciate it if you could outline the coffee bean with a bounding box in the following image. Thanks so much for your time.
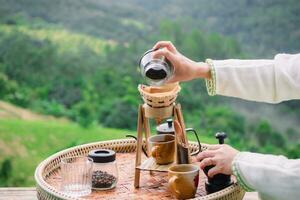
[92,170,117,189]
[145,68,167,80]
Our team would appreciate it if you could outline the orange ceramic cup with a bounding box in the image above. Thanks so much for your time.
[148,134,175,165]
[168,164,200,199]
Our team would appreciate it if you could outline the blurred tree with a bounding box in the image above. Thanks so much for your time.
[255,120,273,146]
[255,120,286,148]
[0,158,12,186]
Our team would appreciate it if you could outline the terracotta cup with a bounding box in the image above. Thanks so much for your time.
[148,134,175,165]
[168,164,200,199]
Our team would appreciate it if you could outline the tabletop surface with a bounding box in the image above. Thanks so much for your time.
[0,187,259,200]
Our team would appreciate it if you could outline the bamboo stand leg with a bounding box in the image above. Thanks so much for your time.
[173,104,191,164]
[175,104,188,142]
[134,105,144,188]
[143,116,155,175]
[143,116,151,157]
[173,106,178,164]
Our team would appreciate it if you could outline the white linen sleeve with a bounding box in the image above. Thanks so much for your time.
[232,152,300,200]
[212,53,300,103]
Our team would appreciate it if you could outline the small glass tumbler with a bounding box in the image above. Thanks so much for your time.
[61,156,93,197]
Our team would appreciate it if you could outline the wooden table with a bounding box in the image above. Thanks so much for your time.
[0,188,259,200]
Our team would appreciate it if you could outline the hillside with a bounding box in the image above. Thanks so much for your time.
[0,100,68,122]
[0,0,299,57]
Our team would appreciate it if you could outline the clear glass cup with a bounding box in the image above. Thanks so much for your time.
[61,156,93,197]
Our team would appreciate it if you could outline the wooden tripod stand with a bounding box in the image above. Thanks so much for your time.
[134,103,190,188]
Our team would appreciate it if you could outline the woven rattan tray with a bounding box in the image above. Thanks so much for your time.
[35,139,245,200]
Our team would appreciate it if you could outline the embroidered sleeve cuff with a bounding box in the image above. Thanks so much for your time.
[232,152,255,192]
[205,59,216,96]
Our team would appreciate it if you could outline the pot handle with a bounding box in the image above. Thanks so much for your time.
[185,128,202,156]
[126,134,149,157]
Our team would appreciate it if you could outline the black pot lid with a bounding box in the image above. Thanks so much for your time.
[88,149,116,163]
[156,119,174,133]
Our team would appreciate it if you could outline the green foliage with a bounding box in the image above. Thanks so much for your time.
[255,120,286,148]
[100,98,137,129]
[30,100,68,118]
[204,105,245,134]
[286,143,300,159]
[0,159,12,186]
[71,81,101,127]
[255,120,273,146]
[0,72,17,98]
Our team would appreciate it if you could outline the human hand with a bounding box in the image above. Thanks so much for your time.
[196,144,239,177]
[152,41,211,83]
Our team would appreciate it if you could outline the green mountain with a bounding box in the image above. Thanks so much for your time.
[1,0,299,57]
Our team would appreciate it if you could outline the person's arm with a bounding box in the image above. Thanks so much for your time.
[152,41,300,103]
[232,152,300,200]
[206,53,300,103]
